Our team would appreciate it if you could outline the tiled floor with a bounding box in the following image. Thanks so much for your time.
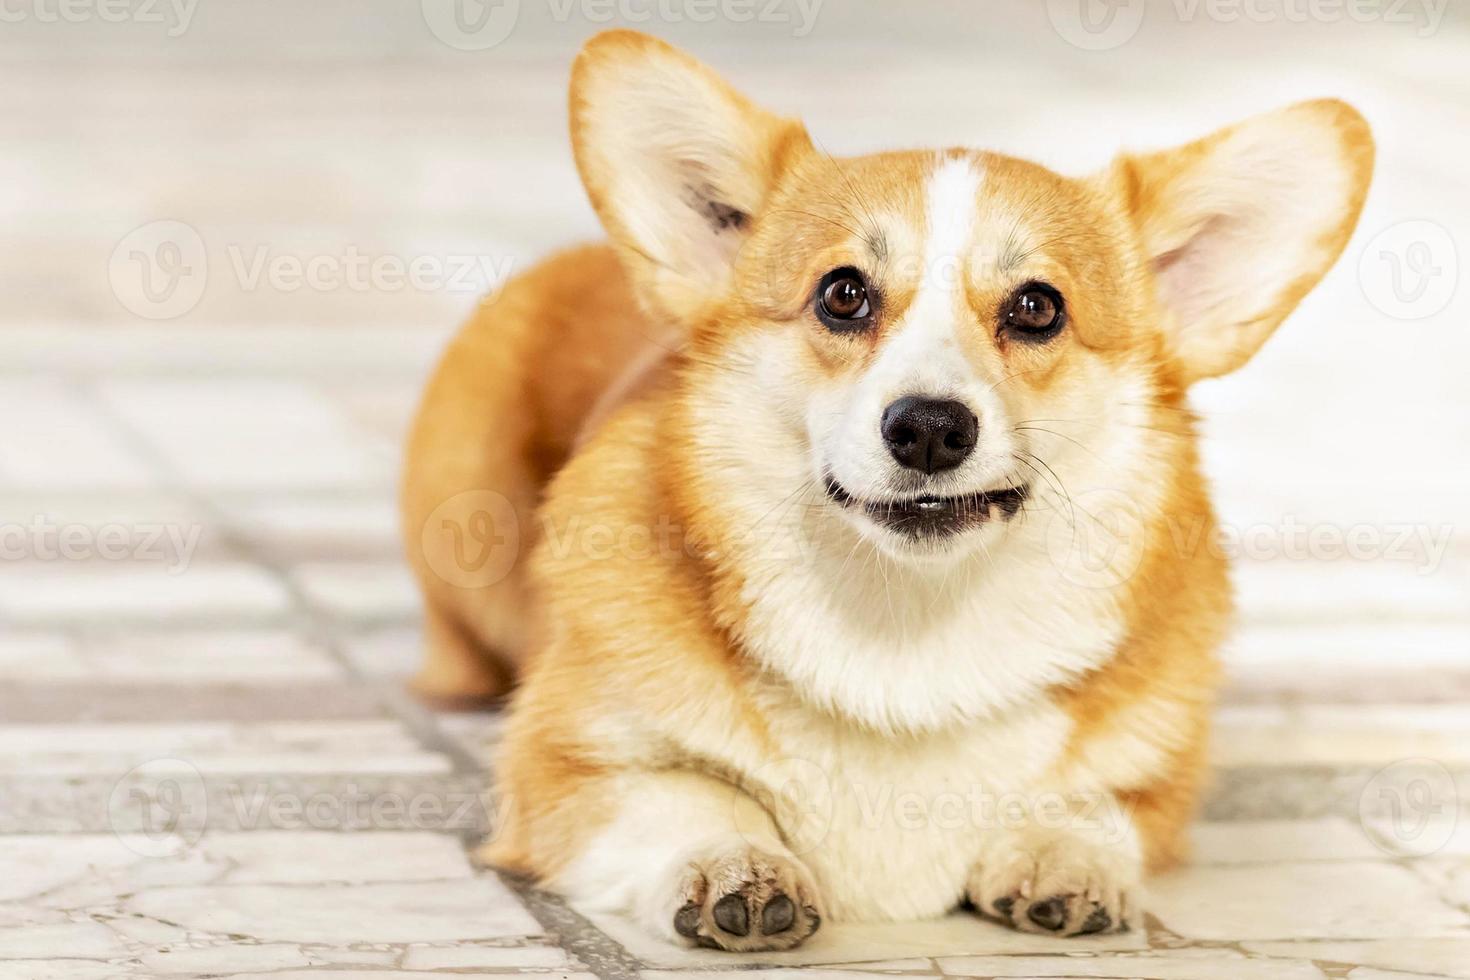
[3,1,1469,977]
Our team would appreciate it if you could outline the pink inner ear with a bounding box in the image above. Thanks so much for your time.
[1151,213,1250,331]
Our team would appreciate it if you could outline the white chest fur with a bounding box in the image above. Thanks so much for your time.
[742,695,1073,920]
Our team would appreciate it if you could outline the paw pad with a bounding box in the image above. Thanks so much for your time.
[712,893,750,936]
[669,847,822,952]
[1027,895,1068,931]
[985,890,1127,937]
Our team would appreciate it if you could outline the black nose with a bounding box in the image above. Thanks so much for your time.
[881,396,978,473]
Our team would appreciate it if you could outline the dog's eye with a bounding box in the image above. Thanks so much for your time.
[816,267,872,330]
[1003,282,1065,340]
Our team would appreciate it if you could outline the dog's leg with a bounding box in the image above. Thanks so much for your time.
[967,792,1140,936]
[409,600,513,709]
[553,770,824,952]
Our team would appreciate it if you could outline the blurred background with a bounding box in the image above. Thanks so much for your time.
[1,0,1468,975]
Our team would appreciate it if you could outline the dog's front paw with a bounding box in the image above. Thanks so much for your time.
[659,839,823,952]
[968,829,1137,936]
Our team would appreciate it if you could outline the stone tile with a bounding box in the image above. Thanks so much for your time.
[0,720,450,775]
[291,561,420,622]
[1222,623,1470,704]
[1414,858,1470,910]
[0,634,82,680]
[0,561,292,625]
[934,951,1327,979]
[592,910,1145,968]
[1243,939,1470,979]
[644,973,937,980]
[1148,862,1470,940]
[126,878,541,944]
[219,493,402,562]
[0,681,385,723]
[0,772,493,835]
[1232,559,1470,626]
[0,491,229,565]
[0,379,156,489]
[323,380,423,446]
[79,629,344,683]
[401,942,577,969]
[1420,822,1470,859]
[0,962,120,980]
[340,626,422,679]
[435,710,507,761]
[98,379,391,491]
[1347,969,1462,980]
[216,974,597,980]
[0,835,162,903]
[1190,819,1385,864]
[138,943,395,975]
[1211,704,1470,767]
[1,630,343,687]
[199,831,475,884]
[0,325,445,377]
[0,920,126,959]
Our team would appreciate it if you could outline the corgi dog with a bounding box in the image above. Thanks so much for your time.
[402,30,1372,951]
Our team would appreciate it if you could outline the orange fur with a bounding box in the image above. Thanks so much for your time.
[402,31,1374,946]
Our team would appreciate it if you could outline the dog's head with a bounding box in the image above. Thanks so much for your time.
[570,31,1373,564]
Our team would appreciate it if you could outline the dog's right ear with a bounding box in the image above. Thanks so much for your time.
[570,31,810,324]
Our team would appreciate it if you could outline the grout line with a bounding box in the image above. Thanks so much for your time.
[67,377,483,774]
[483,852,647,980]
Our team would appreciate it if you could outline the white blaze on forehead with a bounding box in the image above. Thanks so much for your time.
[920,155,984,296]
[867,155,984,396]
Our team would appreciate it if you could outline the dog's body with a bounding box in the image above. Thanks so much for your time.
[403,32,1372,950]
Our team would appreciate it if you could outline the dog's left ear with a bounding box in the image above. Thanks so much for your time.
[570,30,811,324]
[1111,100,1374,385]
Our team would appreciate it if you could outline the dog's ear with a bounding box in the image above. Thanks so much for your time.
[570,30,810,324]
[1110,100,1374,385]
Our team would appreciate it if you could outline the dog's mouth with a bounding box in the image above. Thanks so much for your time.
[823,475,1029,538]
